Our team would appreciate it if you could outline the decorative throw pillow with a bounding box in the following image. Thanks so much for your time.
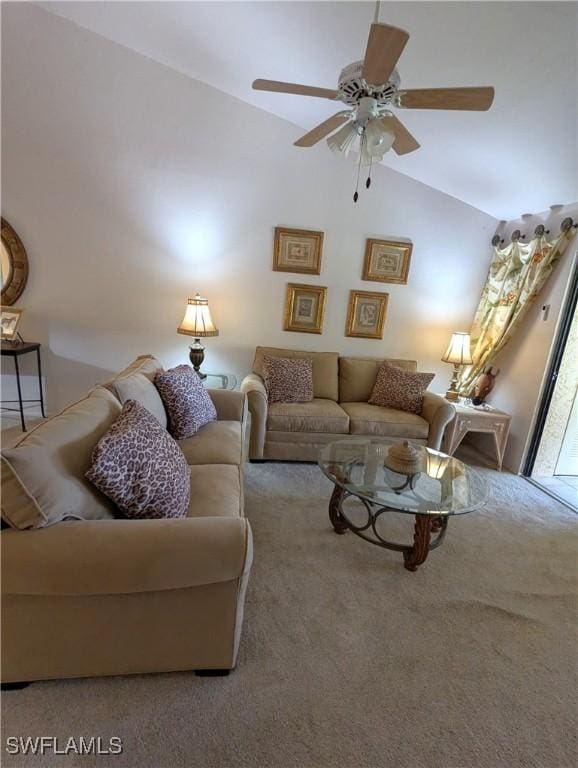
[369,362,434,415]
[86,400,190,519]
[262,356,314,404]
[154,365,217,440]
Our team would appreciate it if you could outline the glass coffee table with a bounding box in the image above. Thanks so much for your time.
[319,439,489,572]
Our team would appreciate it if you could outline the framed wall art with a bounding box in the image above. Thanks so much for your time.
[362,238,412,284]
[283,283,327,334]
[0,306,23,341]
[345,290,388,339]
[273,227,324,275]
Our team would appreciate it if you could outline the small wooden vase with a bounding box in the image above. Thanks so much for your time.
[385,441,424,475]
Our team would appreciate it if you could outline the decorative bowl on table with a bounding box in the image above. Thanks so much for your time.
[383,441,425,476]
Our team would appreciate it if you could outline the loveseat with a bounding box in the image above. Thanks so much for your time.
[241,347,455,462]
[1,355,252,684]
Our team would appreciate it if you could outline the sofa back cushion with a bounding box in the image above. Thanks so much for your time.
[101,354,164,394]
[1,387,122,529]
[114,372,168,428]
[339,356,418,402]
[253,347,339,401]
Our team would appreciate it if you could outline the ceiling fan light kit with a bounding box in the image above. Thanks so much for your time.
[252,1,494,203]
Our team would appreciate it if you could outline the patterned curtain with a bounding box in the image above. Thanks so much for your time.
[459,229,574,395]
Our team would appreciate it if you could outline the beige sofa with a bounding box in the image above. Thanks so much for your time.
[241,347,455,462]
[1,355,252,684]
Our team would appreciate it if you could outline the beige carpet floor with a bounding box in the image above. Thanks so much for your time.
[2,454,577,768]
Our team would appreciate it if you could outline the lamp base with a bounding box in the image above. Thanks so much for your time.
[188,340,206,380]
[445,363,461,402]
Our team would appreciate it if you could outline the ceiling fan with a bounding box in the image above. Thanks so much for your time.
[252,1,494,200]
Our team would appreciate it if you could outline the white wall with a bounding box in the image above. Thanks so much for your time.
[472,205,578,473]
[1,4,498,414]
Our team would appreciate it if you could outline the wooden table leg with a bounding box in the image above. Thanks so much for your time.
[403,514,433,572]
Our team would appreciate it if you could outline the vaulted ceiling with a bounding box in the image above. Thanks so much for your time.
[38,1,578,219]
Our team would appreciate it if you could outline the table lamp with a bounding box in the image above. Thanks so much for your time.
[441,331,472,402]
[177,293,219,379]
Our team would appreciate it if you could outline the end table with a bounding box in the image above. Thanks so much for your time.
[442,397,511,471]
[1,341,46,431]
[202,372,238,391]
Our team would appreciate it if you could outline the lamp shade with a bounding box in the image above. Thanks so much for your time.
[441,332,473,365]
[177,294,219,338]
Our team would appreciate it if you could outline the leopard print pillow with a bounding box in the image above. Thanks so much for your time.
[86,399,190,519]
[154,365,217,440]
[369,362,434,415]
[262,356,314,404]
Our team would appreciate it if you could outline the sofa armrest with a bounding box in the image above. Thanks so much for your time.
[240,374,268,460]
[1,517,253,597]
[421,392,456,451]
[208,388,247,423]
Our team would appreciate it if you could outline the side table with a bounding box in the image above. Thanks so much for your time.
[1,341,46,431]
[442,398,511,471]
[202,372,238,391]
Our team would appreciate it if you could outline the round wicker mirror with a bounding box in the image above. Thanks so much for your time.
[1,218,29,306]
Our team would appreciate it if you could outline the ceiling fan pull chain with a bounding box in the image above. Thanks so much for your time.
[366,157,373,189]
[353,132,365,202]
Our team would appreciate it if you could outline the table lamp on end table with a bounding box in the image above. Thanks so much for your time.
[177,293,219,380]
[441,331,473,402]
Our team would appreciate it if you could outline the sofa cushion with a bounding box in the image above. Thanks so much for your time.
[1,387,121,529]
[114,371,168,428]
[262,356,314,403]
[155,365,217,439]
[340,402,429,439]
[267,399,349,434]
[253,346,339,401]
[178,421,243,466]
[339,356,418,403]
[369,363,434,414]
[86,400,190,520]
[187,464,243,519]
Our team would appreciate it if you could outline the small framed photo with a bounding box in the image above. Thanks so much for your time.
[283,283,327,334]
[273,227,324,275]
[363,238,412,284]
[0,306,23,340]
[345,290,388,339]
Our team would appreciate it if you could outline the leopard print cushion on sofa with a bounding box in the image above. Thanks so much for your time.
[262,356,314,404]
[154,365,217,440]
[86,399,190,519]
[369,362,434,415]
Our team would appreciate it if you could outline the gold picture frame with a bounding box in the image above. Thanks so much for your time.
[345,290,388,339]
[283,283,327,334]
[362,238,412,284]
[273,227,324,275]
[0,306,23,341]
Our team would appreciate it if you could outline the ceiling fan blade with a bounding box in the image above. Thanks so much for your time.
[362,23,409,86]
[294,113,351,147]
[252,79,339,100]
[398,87,495,111]
[381,116,420,155]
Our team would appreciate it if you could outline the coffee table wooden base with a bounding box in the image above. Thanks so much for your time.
[328,484,448,572]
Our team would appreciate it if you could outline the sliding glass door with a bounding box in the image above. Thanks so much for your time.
[524,259,578,510]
